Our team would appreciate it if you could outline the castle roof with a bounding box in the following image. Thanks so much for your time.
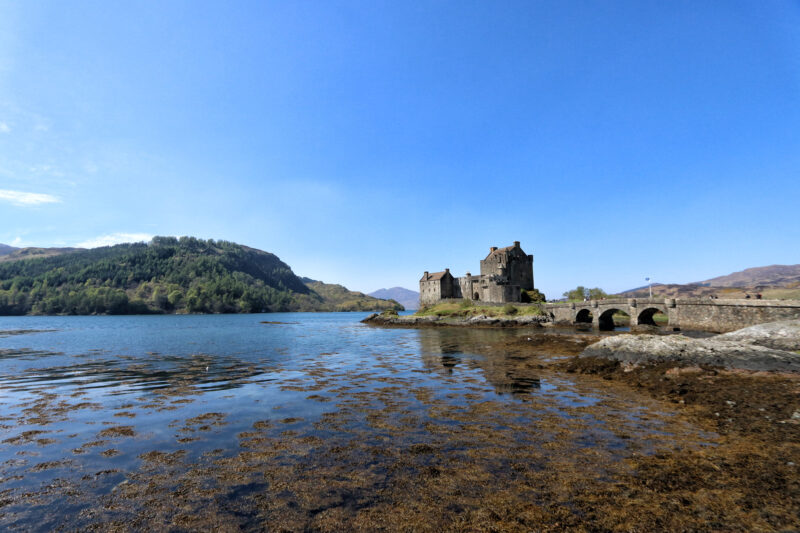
[420,270,451,282]
[490,245,515,255]
[485,242,523,259]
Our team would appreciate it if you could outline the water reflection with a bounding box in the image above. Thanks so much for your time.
[0,314,718,531]
[0,352,272,394]
[417,328,542,395]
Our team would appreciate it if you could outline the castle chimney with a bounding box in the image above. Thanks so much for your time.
[424,271,429,279]
[445,268,449,273]
[466,272,471,277]
[490,247,498,252]
[514,241,520,247]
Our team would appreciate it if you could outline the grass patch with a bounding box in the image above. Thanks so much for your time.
[761,288,800,300]
[612,311,631,326]
[415,301,544,319]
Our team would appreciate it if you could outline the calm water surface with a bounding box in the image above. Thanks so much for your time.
[0,313,710,530]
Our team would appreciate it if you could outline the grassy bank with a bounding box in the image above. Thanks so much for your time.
[414,301,545,319]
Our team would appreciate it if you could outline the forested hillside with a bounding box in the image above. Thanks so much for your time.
[303,279,406,312]
[0,237,402,315]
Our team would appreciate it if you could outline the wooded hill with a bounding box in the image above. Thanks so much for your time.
[0,237,403,315]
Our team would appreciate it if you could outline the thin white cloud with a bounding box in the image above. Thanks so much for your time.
[0,122,9,133]
[75,233,153,249]
[0,188,60,206]
[11,236,22,246]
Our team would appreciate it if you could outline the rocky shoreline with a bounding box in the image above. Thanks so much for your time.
[579,320,800,372]
[354,314,800,528]
[361,312,551,328]
[365,312,800,373]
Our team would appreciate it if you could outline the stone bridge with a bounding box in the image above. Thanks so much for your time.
[543,298,800,333]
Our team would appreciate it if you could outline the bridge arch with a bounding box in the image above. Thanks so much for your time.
[575,308,593,324]
[598,308,630,331]
[637,306,668,327]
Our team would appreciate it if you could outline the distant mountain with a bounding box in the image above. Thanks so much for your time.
[619,264,800,299]
[698,264,800,288]
[0,236,403,315]
[302,278,404,312]
[368,287,419,310]
[0,246,83,263]
[0,244,18,256]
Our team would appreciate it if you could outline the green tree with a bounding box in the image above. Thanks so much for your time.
[167,290,184,309]
[562,286,607,301]
[521,288,546,302]
[151,288,169,310]
[588,287,608,300]
[563,286,588,300]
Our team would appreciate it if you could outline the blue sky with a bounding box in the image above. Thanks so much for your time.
[1,1,798,298]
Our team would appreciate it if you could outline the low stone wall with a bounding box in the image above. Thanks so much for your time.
[670,299,800,332]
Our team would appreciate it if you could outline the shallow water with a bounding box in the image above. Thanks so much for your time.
[0,313,714,530]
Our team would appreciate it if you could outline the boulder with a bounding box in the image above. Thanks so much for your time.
[716,320,800,351]
[581,319,800,372]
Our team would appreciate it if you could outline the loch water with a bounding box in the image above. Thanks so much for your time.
[0,313,712,530]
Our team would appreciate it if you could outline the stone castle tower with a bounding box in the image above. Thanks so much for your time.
[419,241,534,306]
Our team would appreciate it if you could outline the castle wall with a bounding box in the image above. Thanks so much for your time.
[419,280,442,306]
[457,276,474,300]
[508,255,534,291]
[440,278,454,299]
[420,272,456,306]
[486,284,521,303]
[479,256,503,278]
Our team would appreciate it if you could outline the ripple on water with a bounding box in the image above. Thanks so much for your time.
[0,313,717,531]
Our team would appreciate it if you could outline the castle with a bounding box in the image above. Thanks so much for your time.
[419,241,534,306]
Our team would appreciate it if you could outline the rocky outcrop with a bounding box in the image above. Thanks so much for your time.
[715,320,800,351]
[580,320,800,372]
[361,313,550,328]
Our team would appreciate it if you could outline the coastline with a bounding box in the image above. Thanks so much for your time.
[1,314,799,529]
[361,311,551,328]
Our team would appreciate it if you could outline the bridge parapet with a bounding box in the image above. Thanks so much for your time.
[543,298,800,332]
[544,298,672,310]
